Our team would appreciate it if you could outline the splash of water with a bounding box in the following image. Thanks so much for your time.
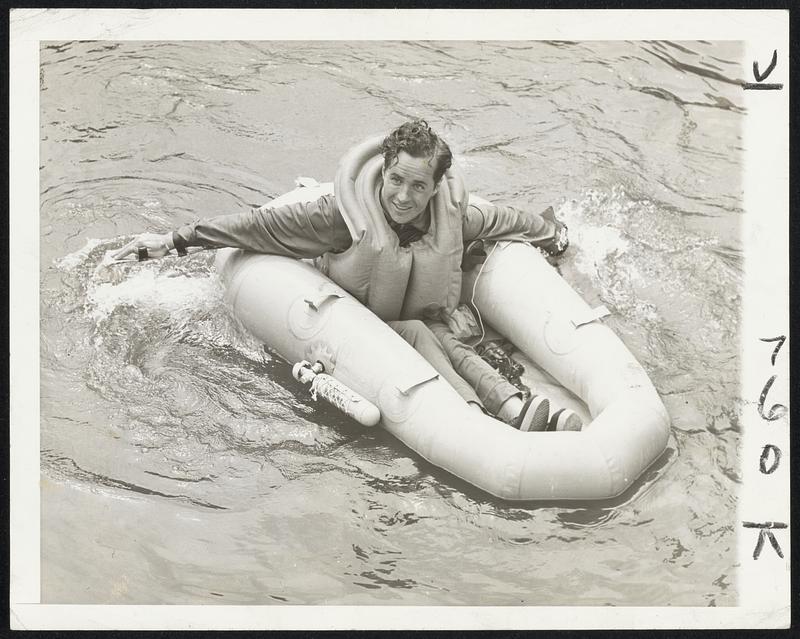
[86,266,222,322]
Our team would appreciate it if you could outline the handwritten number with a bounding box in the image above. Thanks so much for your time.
[759,335,786,366]
[753,50,778,82]
[759,444,781,474]
[758,375,787,421]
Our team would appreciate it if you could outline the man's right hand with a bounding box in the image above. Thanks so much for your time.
[533,207,569,257]
[112,232,174,261]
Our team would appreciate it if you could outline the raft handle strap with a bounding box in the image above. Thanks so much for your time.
[395,372,439,396]
[295,176,321,188]
[570,305,611,329]
[304,292,344,312]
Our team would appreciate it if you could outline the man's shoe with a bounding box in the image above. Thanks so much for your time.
[510,395,550,432]
[547,408,583,432]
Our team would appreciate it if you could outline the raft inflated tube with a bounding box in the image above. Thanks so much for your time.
[217,183,670,501]
[292,360,381,427]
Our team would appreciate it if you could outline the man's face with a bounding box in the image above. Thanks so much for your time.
[380,151,440,224]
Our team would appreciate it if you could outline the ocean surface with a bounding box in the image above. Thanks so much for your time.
[39,40,744,606]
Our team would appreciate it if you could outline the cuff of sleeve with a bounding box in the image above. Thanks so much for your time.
[172,231,188,256]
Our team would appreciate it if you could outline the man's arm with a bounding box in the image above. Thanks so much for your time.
[462,200,569,256]
[112,194,352,260]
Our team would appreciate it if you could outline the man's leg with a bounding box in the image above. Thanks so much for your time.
[428,321,582,431]
[426,320,521,415]
[388,319,483,410]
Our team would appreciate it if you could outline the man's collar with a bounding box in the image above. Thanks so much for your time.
[385,209,431,234]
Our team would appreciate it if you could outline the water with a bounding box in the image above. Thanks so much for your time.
[40,40,743,605]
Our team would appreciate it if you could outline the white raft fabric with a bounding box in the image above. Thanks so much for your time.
[215,184,670,501]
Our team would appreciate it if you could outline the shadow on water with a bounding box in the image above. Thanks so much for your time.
[330,407,679,529]
[42,450,228,510]
[415,443,678,527]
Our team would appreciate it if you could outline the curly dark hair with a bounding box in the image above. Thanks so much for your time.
[380,119,452,183]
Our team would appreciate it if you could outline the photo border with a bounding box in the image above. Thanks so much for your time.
[10,8,791,630]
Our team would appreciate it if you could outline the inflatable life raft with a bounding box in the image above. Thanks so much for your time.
[216,182,670,501]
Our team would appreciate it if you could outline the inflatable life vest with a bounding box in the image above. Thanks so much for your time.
[320,135,468,322]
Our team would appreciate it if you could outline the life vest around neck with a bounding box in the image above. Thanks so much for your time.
[320,135,468,321]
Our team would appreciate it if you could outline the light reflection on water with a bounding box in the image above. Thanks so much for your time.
[40,40,742,606]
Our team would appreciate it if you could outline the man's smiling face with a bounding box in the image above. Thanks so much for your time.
[380,151,440,224]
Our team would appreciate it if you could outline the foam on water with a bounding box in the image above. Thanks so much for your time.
[52,240,269,367]
[557,193,631,277]
[54,237,105,271]
[86,266,221,321]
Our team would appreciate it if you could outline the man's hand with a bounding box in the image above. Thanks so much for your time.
[533,207,569,257]
[112,232,174,261]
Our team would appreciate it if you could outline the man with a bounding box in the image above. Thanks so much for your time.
[113,119,581,432]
